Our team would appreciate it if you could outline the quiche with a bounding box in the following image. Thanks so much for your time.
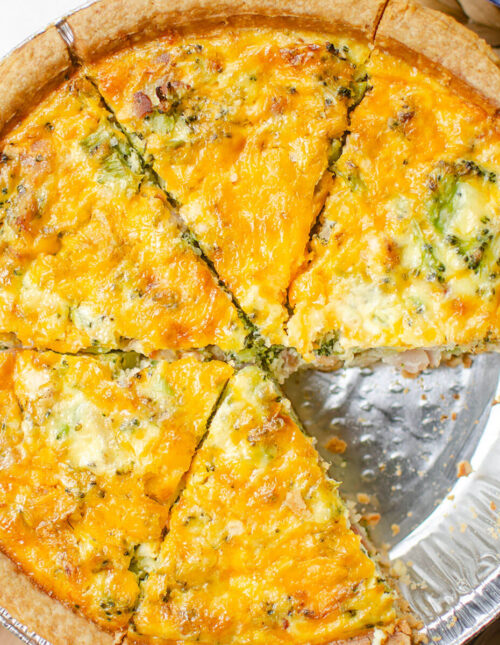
[0,70,246,356]
[0,350,232,639]
[130,366,409,645]
[0,0,498,643]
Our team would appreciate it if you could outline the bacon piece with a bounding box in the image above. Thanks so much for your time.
[279,44,320,66]
[133,91,153,118]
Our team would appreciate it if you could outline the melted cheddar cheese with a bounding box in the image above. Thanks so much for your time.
[89,27,370,345]
[0,351,232,632]
[0,76,246,355]
[288,50,500,363]
[130,366,396,644]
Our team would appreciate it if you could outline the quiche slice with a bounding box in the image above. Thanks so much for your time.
[0,350,232,640]
[288,5,500,372]
[0,73,246,356]
[83,24,373,346]
[129,365,410,645]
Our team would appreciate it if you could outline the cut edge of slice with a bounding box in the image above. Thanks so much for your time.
[286,343,488,378]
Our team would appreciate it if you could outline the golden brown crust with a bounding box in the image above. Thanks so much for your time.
[0,552,114,645]
[0,26,73,134]
[66,0,387,61]
[376,0,500,112]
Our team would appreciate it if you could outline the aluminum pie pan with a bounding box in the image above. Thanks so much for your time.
[0,4,498,644]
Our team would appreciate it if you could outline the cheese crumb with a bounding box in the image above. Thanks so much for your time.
[226,520,245,538]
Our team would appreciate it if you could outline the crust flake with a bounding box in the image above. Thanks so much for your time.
[376,0,500,112]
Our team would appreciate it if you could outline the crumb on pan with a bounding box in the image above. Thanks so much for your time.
[391,523,400,536]
[357,492,371,505]
[325,436,347,454]
[361,512,381,527]
[391,559,409,584]
[401,369,418,379]
[457,460,473,478]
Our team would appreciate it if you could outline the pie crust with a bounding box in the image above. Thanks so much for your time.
[66,0,387,60]
[0,553,114,645]
[377,0,500,112]
[0,26,72,134]
[0,0,498,642]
